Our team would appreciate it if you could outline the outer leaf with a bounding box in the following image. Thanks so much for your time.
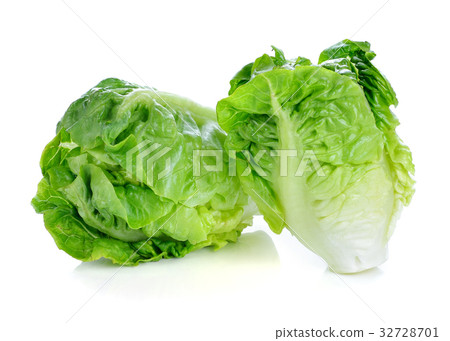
[319,40,415,235]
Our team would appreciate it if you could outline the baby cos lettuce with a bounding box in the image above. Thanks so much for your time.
[32,78,254,265]
[217,40,414,273]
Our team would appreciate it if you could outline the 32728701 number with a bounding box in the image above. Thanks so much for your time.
[379,327,438,338]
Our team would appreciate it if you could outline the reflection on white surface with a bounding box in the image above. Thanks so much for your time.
[71,231,280,300]
[323,266,384,283]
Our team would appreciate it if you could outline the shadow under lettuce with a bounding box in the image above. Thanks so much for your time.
[72,230,280,299]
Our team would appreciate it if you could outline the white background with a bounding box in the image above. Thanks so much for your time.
[1,1,449,340]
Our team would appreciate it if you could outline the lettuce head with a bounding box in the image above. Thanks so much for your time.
[217,40,414,273]
[32,78,254,265]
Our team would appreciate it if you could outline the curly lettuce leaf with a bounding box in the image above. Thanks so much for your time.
[228,46,311,95]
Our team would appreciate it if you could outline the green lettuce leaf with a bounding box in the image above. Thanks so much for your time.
[319,40,415,222]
